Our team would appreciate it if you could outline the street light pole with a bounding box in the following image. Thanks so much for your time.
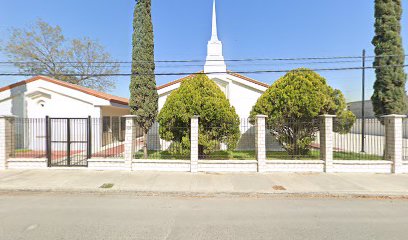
[361,49,366,153]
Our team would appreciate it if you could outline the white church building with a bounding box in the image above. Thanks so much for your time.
[157,0,269,119]
[151,0,274,151]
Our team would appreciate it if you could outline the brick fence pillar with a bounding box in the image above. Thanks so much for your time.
[124,115,137,171]
[0,116,15,170]
[190,116,199,173]
[320,115,336,173]
[383,115,405,174]
[255,115,267,173]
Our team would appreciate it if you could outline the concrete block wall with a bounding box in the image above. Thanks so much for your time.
[124,115,137,170]
[0,116,14,170]
[332,160,392,173]
[320,115,335,173]
[190,116,199,173]
[265,160,325,173]
[7,158,47,169]
[383,115,405,173]
[88,158,127,171]
[255,115,267,172]
[198,160,258,172]
[402,161,408,173]
[133,160,191,172]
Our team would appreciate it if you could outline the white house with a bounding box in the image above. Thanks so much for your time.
[0,75,130,157]
[0,75,129,118]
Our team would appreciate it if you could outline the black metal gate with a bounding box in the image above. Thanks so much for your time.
[46,117,91,167]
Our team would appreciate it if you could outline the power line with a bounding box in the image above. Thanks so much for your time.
[0,64,407,77]
[0,59,366,68]
[0,54,406,64]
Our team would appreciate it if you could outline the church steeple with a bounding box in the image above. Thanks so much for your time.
[204,0,227,74]
[211,0,219,41]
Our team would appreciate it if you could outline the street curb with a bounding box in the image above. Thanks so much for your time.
[1,188,408,200]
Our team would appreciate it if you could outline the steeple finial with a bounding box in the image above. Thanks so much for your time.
[204,0,227,74]
[211,0,218,41]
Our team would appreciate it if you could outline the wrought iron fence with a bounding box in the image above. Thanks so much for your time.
[333,118,384,160]
[266,119,320,160]
[197,118,255,160]
[403,118,408,161]
[10,117,127,161]
[11,118,47,158]
[90,117,126,159]
[134,122,190,160]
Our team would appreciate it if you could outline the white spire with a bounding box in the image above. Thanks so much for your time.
[211,0,219,41]
[204,0,227,74]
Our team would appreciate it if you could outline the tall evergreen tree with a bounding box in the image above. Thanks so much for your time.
[130,0,158,158]
[372,0,407,117]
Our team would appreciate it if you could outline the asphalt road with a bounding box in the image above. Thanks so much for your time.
[0,192,407,240]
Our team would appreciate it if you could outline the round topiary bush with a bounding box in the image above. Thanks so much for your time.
[250,68,356,157]
[158,74,240,156]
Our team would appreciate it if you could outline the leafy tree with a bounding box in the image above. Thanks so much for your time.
[372,0,407,117]
[2,19,119,92]
[158,74,240,157]
[130,0,159,159]
[250,68,356,157]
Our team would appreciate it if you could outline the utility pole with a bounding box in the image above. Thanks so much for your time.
[361,49,366,153]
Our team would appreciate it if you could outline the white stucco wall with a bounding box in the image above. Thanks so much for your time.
[0,79,112,118]
[0,78,129,154]
[157,73,267,120]
[155,73,273,151]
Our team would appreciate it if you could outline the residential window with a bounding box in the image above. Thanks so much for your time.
[103,116,111,132]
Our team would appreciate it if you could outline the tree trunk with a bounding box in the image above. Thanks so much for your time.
[143,131,148,159]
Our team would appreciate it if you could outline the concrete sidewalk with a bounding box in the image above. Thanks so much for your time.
[0,169,408,197]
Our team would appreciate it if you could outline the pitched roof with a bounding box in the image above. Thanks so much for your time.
[156,70,269,90]
[156,71,204,90]
[227,71,270,88]
[0,76,129,105]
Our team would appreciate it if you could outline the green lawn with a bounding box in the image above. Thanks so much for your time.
[134,150,383,161]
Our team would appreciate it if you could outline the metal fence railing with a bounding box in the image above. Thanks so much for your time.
[333,118,384,160]
[266,119,320,160]
[134,123,190,160]
[7,116,393,162]
[10,117,127,161]
[403,118,408,161]
[90,117,125,159]
[11,118,47,158]
[197,119,254,160]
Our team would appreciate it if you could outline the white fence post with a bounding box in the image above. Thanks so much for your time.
[255,115,267,173]
[320,115,335,173]
[190,116,199,173]
[383,115,405,174]
[124,115,137,171]
[0,116,15,170]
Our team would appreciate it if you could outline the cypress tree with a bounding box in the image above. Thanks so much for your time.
[372,0,407,117]
[130,0,158,158]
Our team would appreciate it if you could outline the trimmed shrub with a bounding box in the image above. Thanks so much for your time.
[158,74,240,156]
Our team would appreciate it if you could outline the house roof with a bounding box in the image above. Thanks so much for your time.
[0,75,129,105]
[156,70,269,90]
